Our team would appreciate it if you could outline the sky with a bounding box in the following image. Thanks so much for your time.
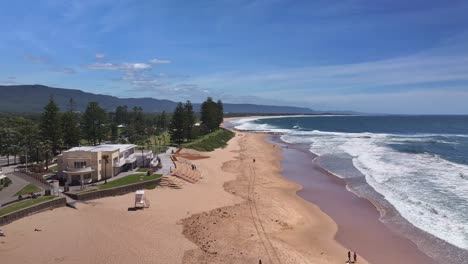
[1,0,468,114]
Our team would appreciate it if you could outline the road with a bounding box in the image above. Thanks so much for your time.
[0,155,18,166]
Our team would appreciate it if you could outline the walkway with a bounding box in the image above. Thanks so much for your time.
[154,147,177,175]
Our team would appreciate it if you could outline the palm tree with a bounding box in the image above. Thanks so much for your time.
[102,154,110,184]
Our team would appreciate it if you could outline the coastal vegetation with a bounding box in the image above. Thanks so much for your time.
[96,173,162,190]
[0,94,227,170]
[14,184,42,196]
[0,196,55,216]
[183,128,234,151]
[0,97,172,168]
[0,177,12,190]
[169,97,224,145]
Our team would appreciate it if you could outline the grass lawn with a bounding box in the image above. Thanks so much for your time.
[15,184,42,196]
[97,173,162,190]
[184,128,235,152]
[0,196,55,216]
[49,165,58,172]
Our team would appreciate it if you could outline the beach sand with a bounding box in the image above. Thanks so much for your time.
[0,131,361,264]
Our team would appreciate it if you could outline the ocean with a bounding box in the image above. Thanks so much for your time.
[232,115,468,254]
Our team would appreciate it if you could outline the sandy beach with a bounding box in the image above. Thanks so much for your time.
[0,129,361,264]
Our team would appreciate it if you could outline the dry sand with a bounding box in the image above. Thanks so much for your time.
[0,131,362,264]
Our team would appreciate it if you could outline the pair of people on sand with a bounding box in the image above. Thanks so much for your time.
[347,251,357,263]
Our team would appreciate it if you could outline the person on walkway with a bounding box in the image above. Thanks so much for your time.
[353,252,357,263]
[347,251,351,262]
[253,158,256,163]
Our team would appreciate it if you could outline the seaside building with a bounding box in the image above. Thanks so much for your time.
[57,144,137,185]
[134,150,155,168]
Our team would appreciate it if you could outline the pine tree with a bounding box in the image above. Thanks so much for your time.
[40,96,62,154]
[62,98,81,148]
[110,123,118,142]
[184,101,195,141]
[82,102,108,145]
[216,99,224,128]
[169,103,185,144]
[201,97,221,132]
[160,111,167,131]
[115,105,128,125]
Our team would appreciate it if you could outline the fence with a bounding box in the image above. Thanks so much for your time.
[0,197,66,226]
[65,178,162,201]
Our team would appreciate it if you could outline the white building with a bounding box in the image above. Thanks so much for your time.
[57,144,137,185]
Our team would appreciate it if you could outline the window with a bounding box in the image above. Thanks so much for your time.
[74,161,87,168]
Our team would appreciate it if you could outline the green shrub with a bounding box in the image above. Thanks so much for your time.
[184,128,235,152]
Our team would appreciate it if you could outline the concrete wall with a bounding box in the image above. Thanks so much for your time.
[0,197,66,226]
[65,178,161,201]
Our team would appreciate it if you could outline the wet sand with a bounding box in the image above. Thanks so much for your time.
[181,132,359,263]
[272,137,437,264]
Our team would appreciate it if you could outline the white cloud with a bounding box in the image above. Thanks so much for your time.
[95,53,105,59]
[24,55,49,63]
[149,58,171,64]
[49,67,76,74]
[191,51,468,94]
[85,62,152,71]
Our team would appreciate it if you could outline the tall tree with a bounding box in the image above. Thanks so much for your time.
[169,103,185,144]
[110,123,118,142]
[82,102,108,145]
[201,97,220,131]
[115,105,129,125]
[216,99,224,128]
[160,111,167,131]
[183,101,196,141]
[39,96,62,154]
[62,98,81,148]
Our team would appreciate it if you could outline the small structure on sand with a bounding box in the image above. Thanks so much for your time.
[135,190,150,209]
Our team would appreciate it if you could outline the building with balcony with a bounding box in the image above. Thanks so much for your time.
[57,144,137,185]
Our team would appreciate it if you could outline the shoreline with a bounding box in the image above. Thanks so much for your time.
[181,131,356,263]
[225,115,468,263]
[268,135,438,264]
[0,129,354,264]
[1,121,461,263]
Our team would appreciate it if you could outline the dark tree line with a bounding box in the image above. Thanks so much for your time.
[0,96,172,168]
[169,97,224,144]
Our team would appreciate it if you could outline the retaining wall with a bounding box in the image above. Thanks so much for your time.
[65,178,161,201]
[0,197,66,226]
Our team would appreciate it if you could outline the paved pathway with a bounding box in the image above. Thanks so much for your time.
[154,147,177,175]
[0,172,30,205]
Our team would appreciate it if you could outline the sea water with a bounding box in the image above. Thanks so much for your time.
[232,115,468,251]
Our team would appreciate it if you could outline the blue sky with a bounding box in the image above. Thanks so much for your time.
[1,0,468,114]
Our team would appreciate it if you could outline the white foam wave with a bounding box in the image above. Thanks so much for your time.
[236,118,468,250]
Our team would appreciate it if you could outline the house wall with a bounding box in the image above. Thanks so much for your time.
[58,151,101,183]
[100,150,120,179]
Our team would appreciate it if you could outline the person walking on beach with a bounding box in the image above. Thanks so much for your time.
[347,251,351,262]
[353,252,357,263]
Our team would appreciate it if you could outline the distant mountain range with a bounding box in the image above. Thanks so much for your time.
[0,85,319,114]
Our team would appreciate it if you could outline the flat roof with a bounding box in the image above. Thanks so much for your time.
[66,144,136,153]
